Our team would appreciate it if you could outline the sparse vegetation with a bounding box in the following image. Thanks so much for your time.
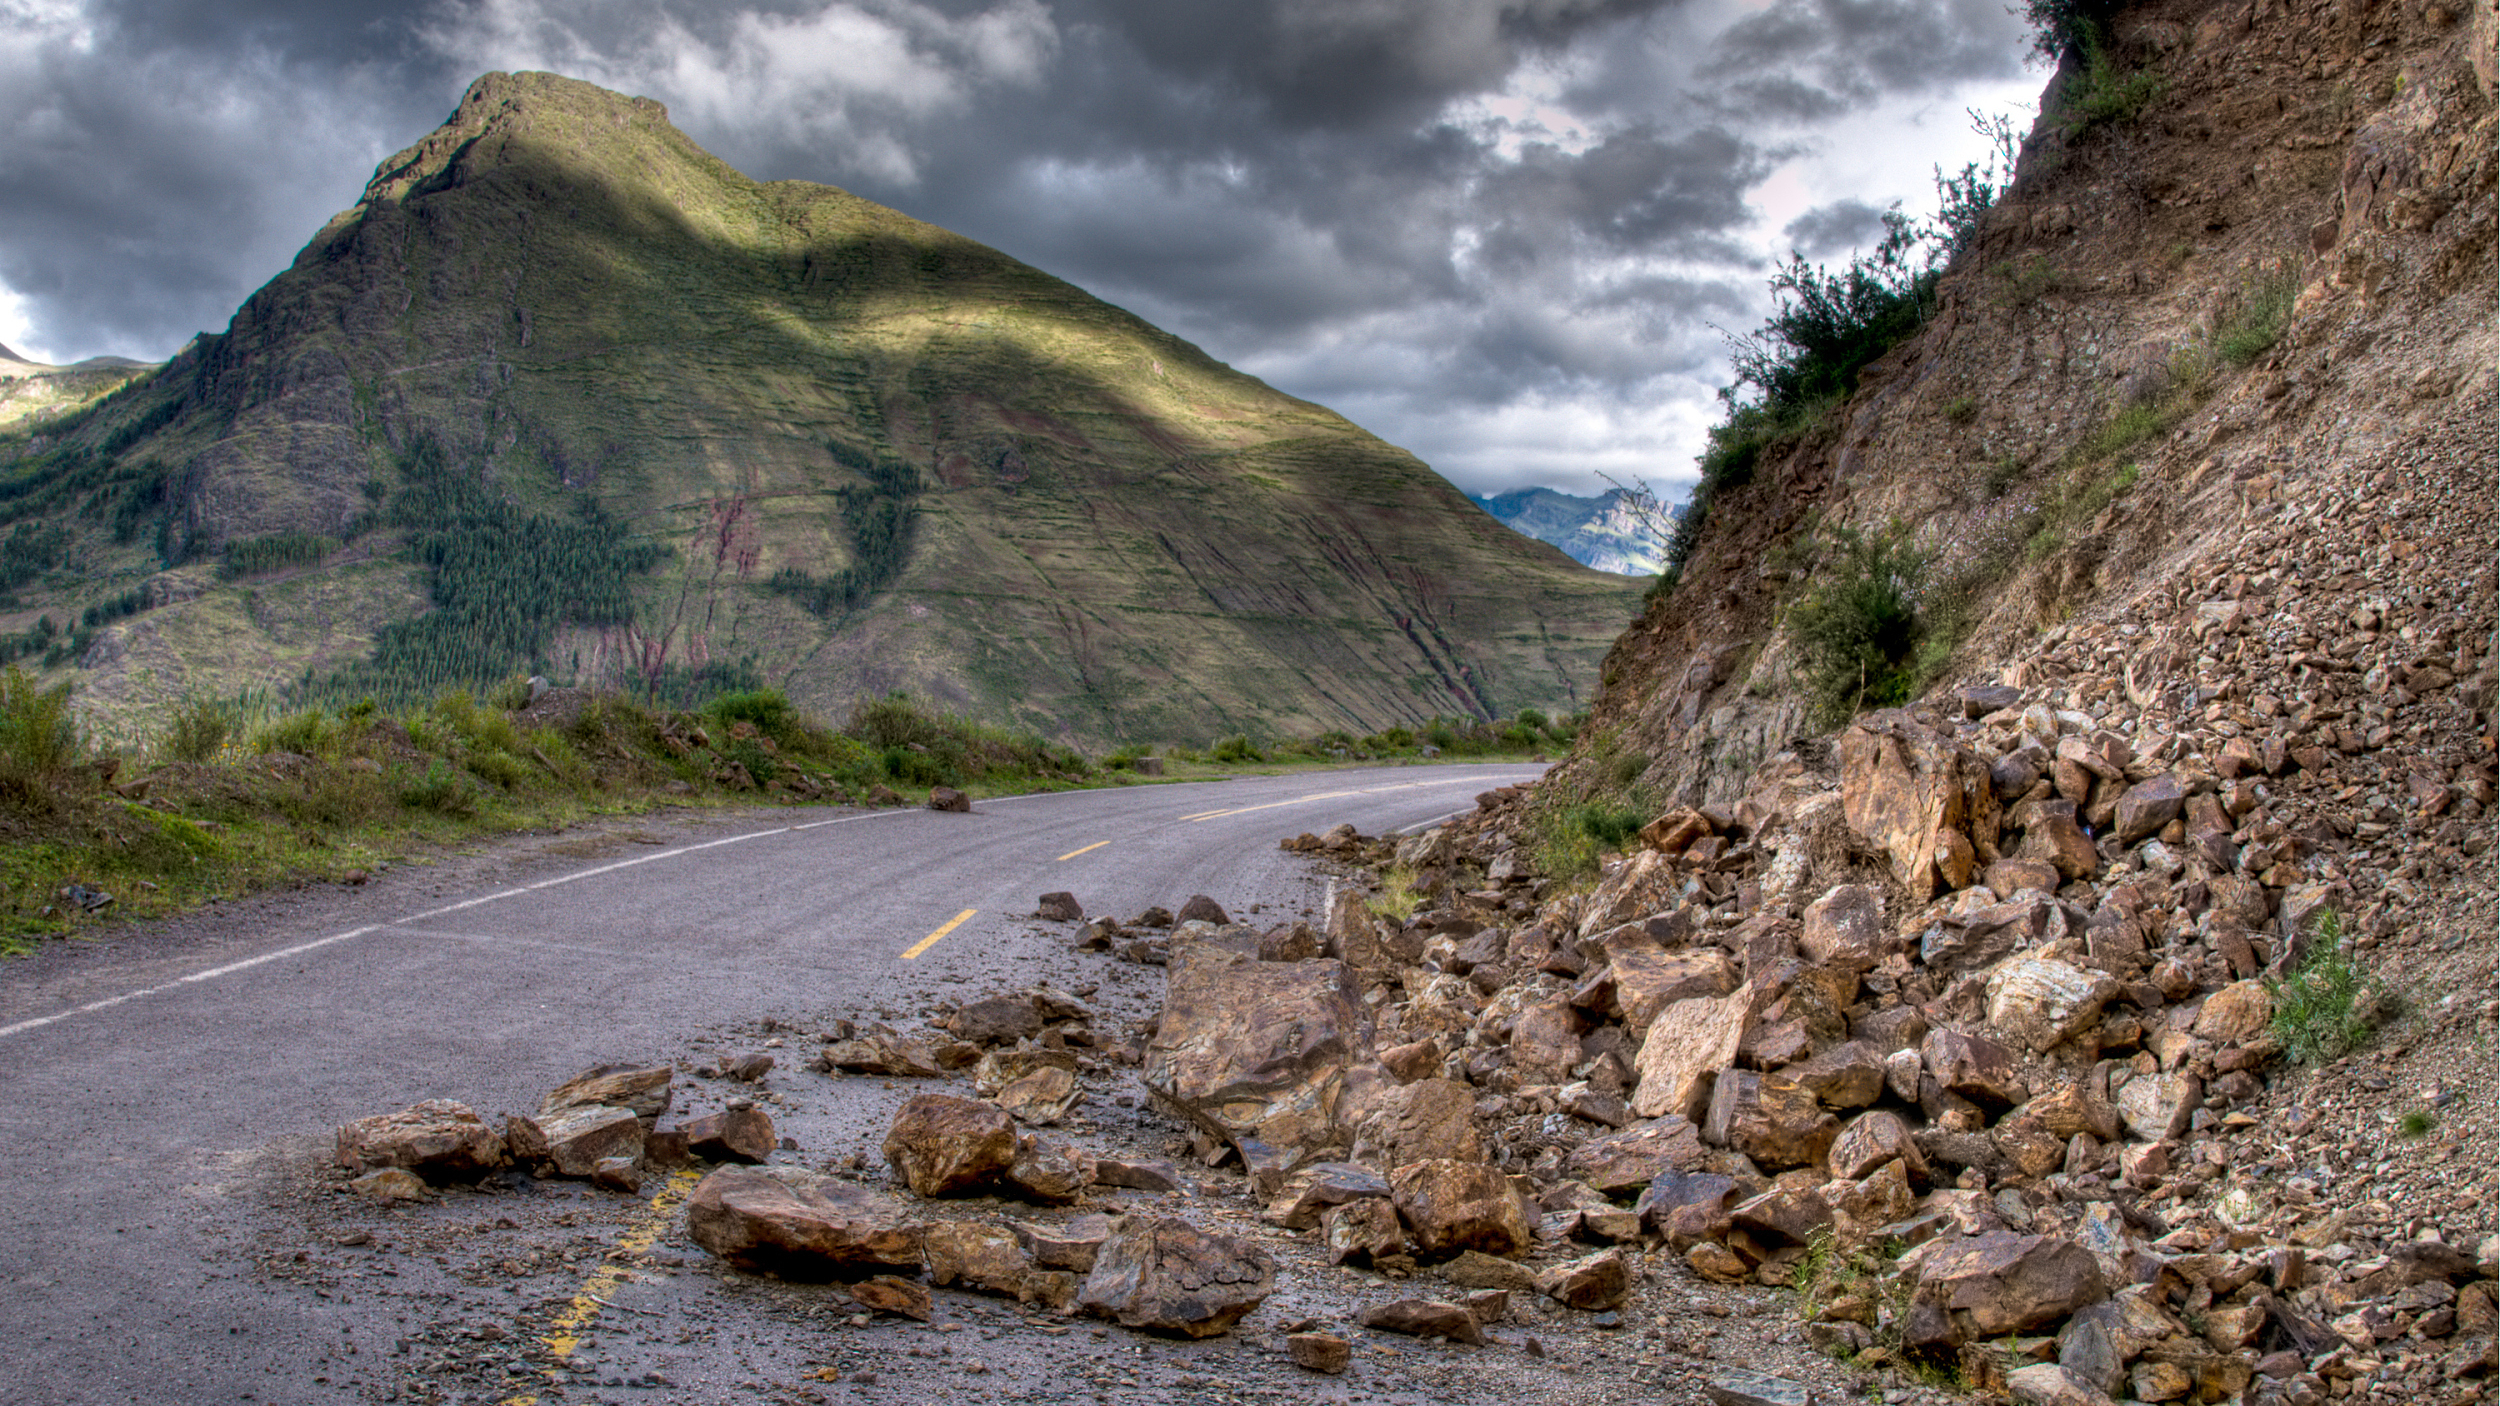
[1366,866,1424,923]
[2267,912,2388,1064]
[2215,259,2301,366]
[1787,526,1928,725]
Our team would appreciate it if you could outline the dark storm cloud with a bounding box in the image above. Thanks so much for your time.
[0,0,2032,492]
[1782,197,1891,258]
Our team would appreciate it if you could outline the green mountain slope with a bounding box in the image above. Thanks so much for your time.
[0,71,1642,743]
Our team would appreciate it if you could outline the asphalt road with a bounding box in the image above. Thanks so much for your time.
[0,763,1544,1406]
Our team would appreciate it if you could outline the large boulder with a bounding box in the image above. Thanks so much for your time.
[1901,1231,2108,1347]
[2111,774,2186,846]
[1143,945,1366,1178]
[1561,1115,1708,1194]
[1537,1248,1634,1310]
[1839,712,1997,902]
[336,1099,509,1178]
[882,1094,1018,1197]
[1390,1158,1531,1259]
[1611,949,1742,1037]
[1076,1216,1276,1337]
[684,1166,924,1275]
[541,1064,674,1124]
[1827,1109,1929,1184]
[1801,884,1885,971]
[1923,1029,2028,1109]
[1985,956,2121,1053]
[1507,997,1585,1085]
[1628,983,1754,1120]
[1576,849,1684,941]
[680,1106,776,1164]
[507,1104,645,1177]
[1262,1162,1392,1230]
[1704,1070,1838,1171]
[1346,1076,1483,1168]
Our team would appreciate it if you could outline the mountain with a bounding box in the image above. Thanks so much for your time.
[0,71,1643,742]
[1473,486,1667,576]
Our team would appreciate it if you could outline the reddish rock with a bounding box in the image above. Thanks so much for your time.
[849,1274,933,1319]
[1839,713,1997,901]
[1347,1076,1483,1167]
[1262,1161,1391,1231]
[819,1026,944,1077]
[1143,945,1365,1174]
[1923,1029,2027,1109]
[336,1099,509,1178]
[1827,1109,1928,1184]
[1704,1071,1839,1171]
[882,1094,1017,1197]
[1783,1040,1886,1109]
[681,1105,776,1164]
[1378,1037,1444,1083]
[1986,956,2121,1053]
[1037,891,1083,922]
[993,1065,1081,1125]
[1534,1247,1632,1310]
[949,993,1046,1046]
[1610,949,1741,1038]
[1508,997,1585,1085]
[1390,1158,1532,1259]
[1561,1115,1707,1194]
[1003,1135,1094,1204]
[508,1104,645,1177]
[1903,1231,2108,1346]
[1628,984,1753,1120]
[1323,1196,1409,1265]
[684,1167,923,1275]
[1287,1331,1352,1373]
[1357,1298,1485,1345]
[1076,1216,1275,1338]
[2014,798,2100,881]
[2112,774,2186,845]
[927,785,971,812]
[541,1063,674,1124]
[1802,884,1885,971]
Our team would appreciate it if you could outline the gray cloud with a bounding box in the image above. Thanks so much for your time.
[0,0,2034,494]
[1782,197,1892,258]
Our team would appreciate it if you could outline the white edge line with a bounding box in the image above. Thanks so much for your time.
[1395,809,1467,836]
[0,807,916,1042]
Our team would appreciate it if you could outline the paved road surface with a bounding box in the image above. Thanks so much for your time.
[0,764,1542,1405]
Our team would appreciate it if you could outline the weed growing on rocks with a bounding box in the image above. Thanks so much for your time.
[2267,913,2389,1064]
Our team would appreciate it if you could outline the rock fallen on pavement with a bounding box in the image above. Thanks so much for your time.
[336,1099,509,1178]
[684,1166,924,1276]
[1356,1297,1486,1346]
[1075,1215,1275,1338]
[883,1094,1018,1197]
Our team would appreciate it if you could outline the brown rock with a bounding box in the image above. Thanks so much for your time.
[1704,1071,1838,1171]
[1003,1136,1094,1204]
[1610,949,1741,1038]
[970,1048,1079,1096]
[1783,1040,1886,1109]
[1323,1196,1408,1265]
[508,1104,645,1178]
[1357,1298,1485,1345]
[1561,1115,1707,1193]
[1839,712,1997,901]
[1575,849,1684,940]
[819,1026,944,1077]
[1347,1076,1483,1167]
[2115,1069,2199,1141]
[2190,980,2273,1042]
[927,785,971,812]
[848,1274,933,1320]
[2015,798,2100,882]
[1442,1248,1539,1292]
[1985,956,2121,1053]
[1828,1110,1928,1183]
[925,1220,1045,1300]
[336,1099,509,1178]
[1985,858,2063,896]
[2010,1363,2116,1406]
[349,1167,428,1201]
[1258,922,1322,962]
[950,993,1046,1046]
[2008,1083,2119,1142]
[680,1106,776,1164]
[1076,1216,1275,1338]
[1175,894,1229,925]
[1687,1240,1751,1284]
[1287,1331,1352,1374]
[541,1063,674,1124]
[993,1065,1081,1125]
[1628,983,1753,1120]
[1802,884,1885,971]
[1904,1231,2107,1346]
[1731,1186,1833,1247]
[1508,997,1585,1085]
[684,1166,924,1275]
[1009,1212,1115,1273]
[1091,1155,1189,1194]
[1378,1037,1443,1083]
[1535,1248,1632,1310]
[1923,1029,2026,1109]
[882,1094,1017,1197]
[1143,945,1365,1175]
[1390,1158,1532,1259]
[1826,1158,1917,1245]
[2113,774,2186,845]
[1262,1161,1391,1230]
[1037,891,1083,922]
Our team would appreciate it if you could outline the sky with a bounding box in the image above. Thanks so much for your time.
[0,0,2046,500]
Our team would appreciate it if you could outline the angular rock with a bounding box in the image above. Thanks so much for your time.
[1576,849,1683,941]
[508,1104,646,1178]
[882,1094,1017,1197]
[1783,1040,1886,1109]
[591,1156,642,1193]
[2008,1083,2119,1143]
[1731,1187,1833,1247]
[2191,980,2273,1043]
[1010,1212,1115,1272]
[1561,1114,1707,1194]
[1507,996,1585,1085]
[1825,1159,1916,1245]
[926,785,971,812]
[2015,799,2099,882]
[849,1274,933,1320]
[1037,891,1084,922]
[1262,1161,1391,1231]
[1705,1368,1815,1406]
[1635,1169,1740,1237]
[1175,894,1229,925]
[993,1065,1081,1125]
[1688,1240,1751,1284]
[542,1064,674,1125]
[1905,1231,2107,1346]
[1076,1216,1275,1338]
[1347,1076,1483,1167]
[1357,1298,1485,1345]
[1802,884,1885,971]
[349,1167,429,1201]
[1091,1155,1189,1194]
[2112,774,2186,846]
[2008,1363,2111,1406]
[1610,948,1741,1038]
[971,1048,1079,1097]
[2115,1069,2200,1142]
[1390,1158,1531,1259]
[1923,1029,2027,1109]
[819,1026,944,1078]
[1003,1136,1093,1204]
[1828,1110,1927,1184]
[1628,983,1753,1120]
[1986,956,2120,1053]
[925,1220,1042,1298]
[684,1167,923,1275]
[336,1099,509,1178]
[681,1105,776,1164]
[1839,712,1997,901]
[1143,945,1365,1175]
[949,993,1046,1047]
[1704,1071,1838,1171]
[1287,1332,1352,1374]
[1323,1196,1408,1265]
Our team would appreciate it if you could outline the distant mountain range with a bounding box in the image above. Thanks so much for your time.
[1473,486,1669,576]
[0,71,1643,743]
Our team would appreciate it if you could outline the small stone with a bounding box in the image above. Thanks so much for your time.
[349,1167,429,1201]
[680,1106,776,1164]
[1534,1248,1632,1311]
[1357,1298,1485,1345]
[1037,892,1084,922]
[1286,1332,1351,1374]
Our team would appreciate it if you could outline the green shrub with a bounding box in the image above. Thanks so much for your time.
[1420,722,1457,751]
[0,665,80,806]
[1210,733,1263,764]
[158,694,238,765]
[255,708,342,757]
[1789,527,1927,725]
[719,735,781,784]
[2215,261,2299,366]
[465,748,530,790]
[397,757,478,815]
[2266,913,2387,1064]
[2053,34,2167,138]
[881,745,957,788]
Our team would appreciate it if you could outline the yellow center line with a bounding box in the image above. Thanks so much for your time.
[500,1168,701,1406]
[1054,840,1111,861]
[901,908,977,960]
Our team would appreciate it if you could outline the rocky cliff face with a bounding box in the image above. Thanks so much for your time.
[1389,0,2498,1397]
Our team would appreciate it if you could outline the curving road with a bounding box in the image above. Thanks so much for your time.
[0,763,1543,1406]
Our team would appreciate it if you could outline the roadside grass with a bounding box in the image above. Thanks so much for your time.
[0,671,1573,953]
